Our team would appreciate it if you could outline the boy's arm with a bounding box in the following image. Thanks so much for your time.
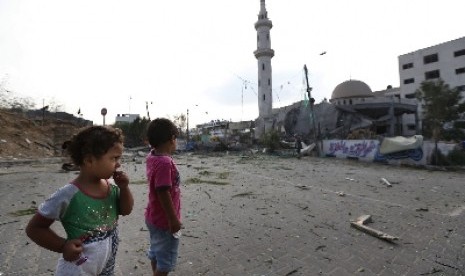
[26,213,66,253]
[156,188,181,233]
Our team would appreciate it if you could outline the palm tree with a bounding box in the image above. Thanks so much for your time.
[416,79,465,164]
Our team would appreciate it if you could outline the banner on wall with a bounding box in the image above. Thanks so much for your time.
[375,135,424,162]
[379,135,423,154]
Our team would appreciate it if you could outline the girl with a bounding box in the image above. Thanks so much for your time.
[26,125,134,275]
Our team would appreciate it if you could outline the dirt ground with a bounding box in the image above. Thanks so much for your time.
[0,109,83,159]
[1,152,465,275]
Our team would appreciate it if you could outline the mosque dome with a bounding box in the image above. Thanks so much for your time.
[331,80,373,100]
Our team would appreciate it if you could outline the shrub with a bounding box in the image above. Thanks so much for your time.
[447,149,465,166]
[261,130,281,152]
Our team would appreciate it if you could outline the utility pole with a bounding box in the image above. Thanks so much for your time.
[303,64,320,156]
[186,109,189,142]
[146,101,152,120]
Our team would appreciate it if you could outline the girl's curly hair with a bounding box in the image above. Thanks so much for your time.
[67,126,124,166]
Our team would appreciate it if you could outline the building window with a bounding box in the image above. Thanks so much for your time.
[405,93,416,99]
[349,99,353,105]
[425,70,440,80]
[454,49,465,57]
[258,80,261,87]
[457,85,465,92]
[455,67,465,74]
[343,100,346,105]
[262,63,265,71]
[423,53,438,64]
[402,63,413,70]
[407,124,416,131]
[267,34,269,41]
[403,78,414,84]
[268,78,270,85]
[263,94,265,101]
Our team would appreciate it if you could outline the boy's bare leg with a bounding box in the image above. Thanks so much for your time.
[151,261,169,276]
[151,261,157,276]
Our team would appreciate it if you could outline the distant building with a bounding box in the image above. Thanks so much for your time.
[195,120,229,138]
[249,1,463,141]
[115,113,140,124]
[330,80,417,137]
[398,36,465,134]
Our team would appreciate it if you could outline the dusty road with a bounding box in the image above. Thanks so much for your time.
[0,153,464,275]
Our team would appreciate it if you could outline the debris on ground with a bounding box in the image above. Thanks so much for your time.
[350,214,398,243]
[380,177,392,187]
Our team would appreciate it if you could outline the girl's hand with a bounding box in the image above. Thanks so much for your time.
[62,239,83,262]
[113,171,129,189]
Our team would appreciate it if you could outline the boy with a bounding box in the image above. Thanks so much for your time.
[145,118,182,276]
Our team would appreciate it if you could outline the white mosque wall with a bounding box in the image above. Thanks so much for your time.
[322,139,458,166]
[323,139,379,162]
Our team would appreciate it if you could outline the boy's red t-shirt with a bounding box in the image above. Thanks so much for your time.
[145,153,181,230]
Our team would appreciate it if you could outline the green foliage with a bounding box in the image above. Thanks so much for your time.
[430,148,465,166]
[114,117,151,147]
[260,130,281,152]
[454,121,465,129]
[416,79,465,141]
[447,149,465,166]
[442,128,465,141]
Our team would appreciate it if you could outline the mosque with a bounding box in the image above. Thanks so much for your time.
[253,0,419,141]
[197,1,464,145]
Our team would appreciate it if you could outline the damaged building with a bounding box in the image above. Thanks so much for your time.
[257,79,418,143]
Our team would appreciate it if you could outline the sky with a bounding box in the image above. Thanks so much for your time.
[0,0,464,126]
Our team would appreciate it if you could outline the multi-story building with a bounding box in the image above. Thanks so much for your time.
[115,113,140,124]
[398,36,465,135]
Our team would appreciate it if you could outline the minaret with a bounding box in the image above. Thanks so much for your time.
[254,0,274,118]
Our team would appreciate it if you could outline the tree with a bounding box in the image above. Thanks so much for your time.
[416,79,465,163]
[171,113,187,138]
[114,117,151,147]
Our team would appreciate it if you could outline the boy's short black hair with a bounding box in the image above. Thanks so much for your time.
[67,126,124,166]
[146,118,179,148]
